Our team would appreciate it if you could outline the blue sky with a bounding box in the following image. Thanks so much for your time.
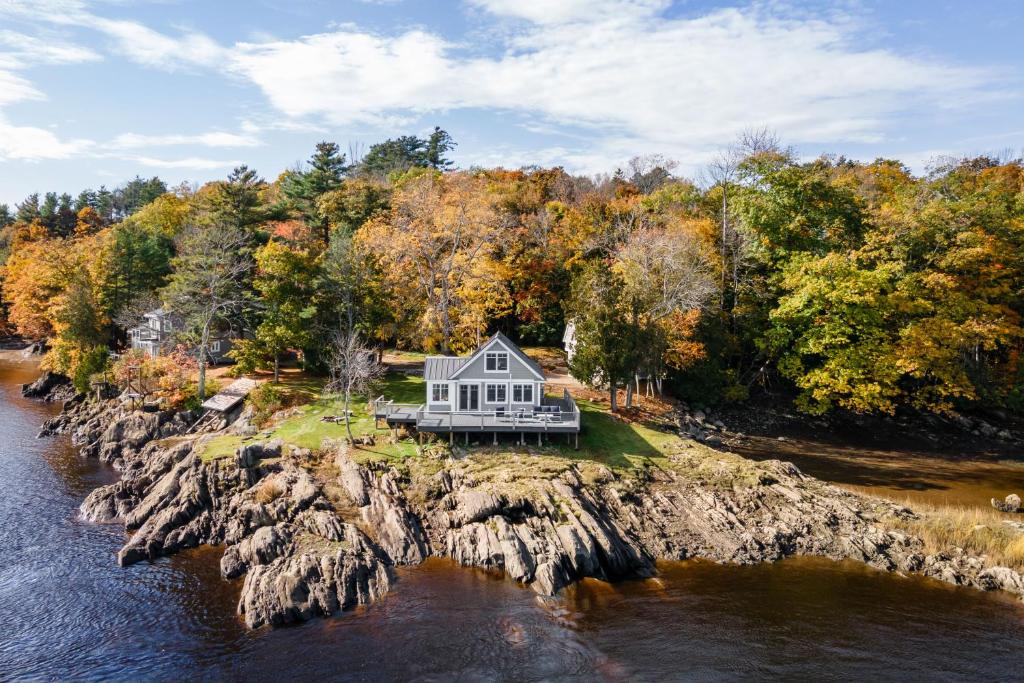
[0,0,1021,206]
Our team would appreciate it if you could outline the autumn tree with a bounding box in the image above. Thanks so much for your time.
[359,171,508,353]
[231,241,318,382]
[162,223,253,400]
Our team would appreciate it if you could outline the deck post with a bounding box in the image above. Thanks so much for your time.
[449,431,453,445]
[465,431,469,446]
[519,432,524,446]
[493,431,497,446]
[537,432,542,446]
[574,432,579,450]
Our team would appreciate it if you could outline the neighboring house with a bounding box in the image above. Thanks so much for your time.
[127,308,236,364]
[562,321,577,364]
[374,332,581,445]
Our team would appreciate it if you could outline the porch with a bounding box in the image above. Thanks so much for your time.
[372,388,581,437]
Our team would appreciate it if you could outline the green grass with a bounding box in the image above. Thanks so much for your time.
[198,373,425,463]
[199,371,685,473]
[384,348,429,363]
[551,399,680,469]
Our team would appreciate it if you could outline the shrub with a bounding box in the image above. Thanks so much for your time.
[73,346,110,394]
[248,382,288,426]
[253,479,284,504]
[111,345,210,408]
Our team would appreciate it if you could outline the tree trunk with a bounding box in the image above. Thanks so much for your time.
[721,184,728,310]
[273,354,280,384]
[609,382,618,412]
[343,388,354,442]
[625,381,634,409]
[198,359,207,401]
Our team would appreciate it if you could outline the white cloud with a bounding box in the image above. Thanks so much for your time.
[125,155,244,169]
[467,0,668,25]
[221,4,993,173]
[0,0,1007,176]
[228,29,456,125]
[85,16,225,69]
[111,130,261,149]
[0,27,99,157]
[0,115,94,160]
[0,29,101,64]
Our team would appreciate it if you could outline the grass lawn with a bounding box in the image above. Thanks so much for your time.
[383,348,429,364]
[199,373,425,464]
[199,371,684,473]
[551,399,680,469]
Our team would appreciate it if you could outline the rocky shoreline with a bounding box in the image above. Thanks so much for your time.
[35,394,1024,629]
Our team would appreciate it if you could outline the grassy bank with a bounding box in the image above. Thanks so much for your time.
[199,371,686,472]
[888,501,1024,572]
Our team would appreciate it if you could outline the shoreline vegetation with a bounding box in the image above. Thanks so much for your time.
[4,132,1024,629]
[24,364,1024,629]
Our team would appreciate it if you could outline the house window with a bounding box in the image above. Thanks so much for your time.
[486,383,506,403]
[513,384,533,403]
[163,319,173,332]
[485,352,508,372]
[431,384,449,402]
[210,341,221,353]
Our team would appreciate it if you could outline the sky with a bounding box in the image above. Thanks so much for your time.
[0,0,1021,206]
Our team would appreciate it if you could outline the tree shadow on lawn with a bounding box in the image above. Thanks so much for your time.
[554,403,671,470]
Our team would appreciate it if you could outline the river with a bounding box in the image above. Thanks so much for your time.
[2,357,1024,681]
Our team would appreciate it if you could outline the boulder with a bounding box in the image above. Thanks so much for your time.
[22,371,74,402]
[992,494,1022,514]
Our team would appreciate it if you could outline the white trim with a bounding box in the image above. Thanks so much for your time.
[484,351,509,373]
[210,340,221,353]
[429,381,451,404]
[512,382,534,404]
[485,382,507,403]
[457,382,481,411]
[448,336,545,381]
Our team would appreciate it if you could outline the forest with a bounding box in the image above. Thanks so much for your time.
[1,127,1022,418]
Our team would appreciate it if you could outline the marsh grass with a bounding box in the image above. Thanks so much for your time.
[890,500,1024,571]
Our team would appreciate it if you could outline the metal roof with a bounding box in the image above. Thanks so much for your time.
[423,356,469,381]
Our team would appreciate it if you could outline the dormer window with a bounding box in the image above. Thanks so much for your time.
[485,352,508,372]
[163,320,173,332]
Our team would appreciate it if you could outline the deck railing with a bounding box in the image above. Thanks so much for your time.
[413,407,578,431]
[376,390,581,432]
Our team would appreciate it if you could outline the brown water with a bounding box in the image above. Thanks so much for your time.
[733,434,1024,510]
[2,358,1024,681]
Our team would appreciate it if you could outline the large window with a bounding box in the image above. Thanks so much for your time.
[485,352,508,372]
[431,384,449,402]
[513,383,533,403]
[486,383,507,403]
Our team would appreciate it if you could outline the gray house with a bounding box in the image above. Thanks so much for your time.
[374,332,581,445]
[128,308,236,364]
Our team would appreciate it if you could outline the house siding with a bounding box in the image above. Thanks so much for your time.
[454,339,541,381]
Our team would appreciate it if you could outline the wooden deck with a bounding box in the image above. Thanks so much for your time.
[201,377,259,412]
[373,390,581,435]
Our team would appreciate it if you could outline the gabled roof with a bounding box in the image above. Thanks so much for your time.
[448,331,545,381]
[424,355,469,381]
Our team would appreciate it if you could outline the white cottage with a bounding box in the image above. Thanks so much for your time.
[374,332,580,445]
